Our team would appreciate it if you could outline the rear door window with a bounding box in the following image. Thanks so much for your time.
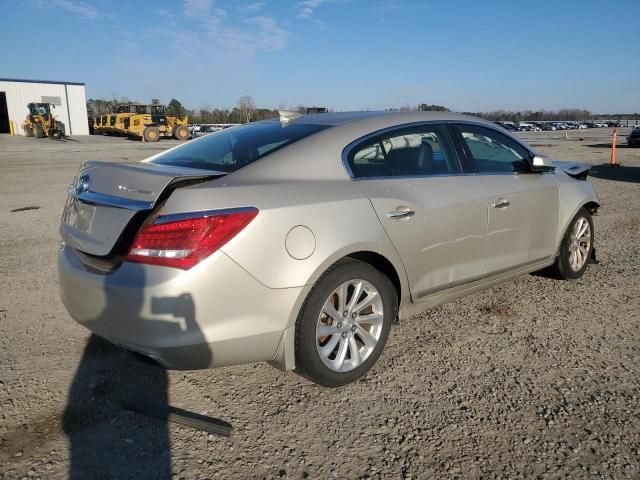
[346,124,460,178]
[380,125,459,176]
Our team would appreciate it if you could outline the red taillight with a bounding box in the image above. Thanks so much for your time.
[126,208,258,269]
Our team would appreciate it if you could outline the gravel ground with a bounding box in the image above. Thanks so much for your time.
[0,128,639,479]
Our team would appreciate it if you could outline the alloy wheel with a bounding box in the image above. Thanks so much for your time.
[316,279,384,372]
[568,216,591,271]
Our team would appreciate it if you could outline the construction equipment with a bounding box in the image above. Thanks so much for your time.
[122,104,189,142]
[92,114,105,134]
[107,113,118,135]
[22,103,66,139]
[91,103,189,142]
[112,104,139,135]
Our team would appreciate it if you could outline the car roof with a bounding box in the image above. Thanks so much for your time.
[260,110,493,128]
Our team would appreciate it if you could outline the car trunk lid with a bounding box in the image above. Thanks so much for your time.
[60,160,224,256]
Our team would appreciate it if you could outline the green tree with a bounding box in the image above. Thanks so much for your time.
[167,98,186,117]
[418,104,450,112]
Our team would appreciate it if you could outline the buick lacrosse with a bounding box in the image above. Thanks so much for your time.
[59,111,599,386]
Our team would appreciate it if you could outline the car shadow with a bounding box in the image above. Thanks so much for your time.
[589,164,640,184]
[62,262,212,479]
[585,143,633,148]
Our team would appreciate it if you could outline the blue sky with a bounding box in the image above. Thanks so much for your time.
[2,0,639,113]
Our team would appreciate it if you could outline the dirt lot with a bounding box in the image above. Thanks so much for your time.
[1,128,639,479]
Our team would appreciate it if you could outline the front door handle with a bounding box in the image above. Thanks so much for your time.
[491,199,510,208]
[387,209,415,219]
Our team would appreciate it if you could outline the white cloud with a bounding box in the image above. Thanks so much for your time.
[183,0,213,17]
[243,16,289,51]
[374,0,428,15]
[237,2,267,13]
[154,8,171,18]
[295,0,348,25]
[171,0,289,60]
[296,0,328,19]
[28,0,98,19]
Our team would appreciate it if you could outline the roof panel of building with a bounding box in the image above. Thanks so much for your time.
[0,78,85,86]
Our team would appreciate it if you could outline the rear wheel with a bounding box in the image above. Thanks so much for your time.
[24,125,34,137]
[173,125,189,141]
[295,259,396,387]
[552,207,594,279]
[34,123,45,138]
[143,126,160,142]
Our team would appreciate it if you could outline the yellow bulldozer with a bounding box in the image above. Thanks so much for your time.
[91,103,189,142]
[23,103,66,139]
[122,104,189,142]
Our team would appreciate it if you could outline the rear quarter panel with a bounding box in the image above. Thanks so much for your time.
[158,179,409,295]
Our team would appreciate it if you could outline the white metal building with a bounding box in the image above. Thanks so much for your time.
[0,78,89,136]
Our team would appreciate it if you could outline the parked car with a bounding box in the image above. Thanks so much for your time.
[496,122,518,132]
[58,111,600,387]
[628,127,640,147]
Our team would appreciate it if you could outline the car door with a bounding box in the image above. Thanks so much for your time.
[345,123,488,299]
[453,123,559,274]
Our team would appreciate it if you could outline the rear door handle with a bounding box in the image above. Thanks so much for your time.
[387,209,415,219]
[491,199,510,209]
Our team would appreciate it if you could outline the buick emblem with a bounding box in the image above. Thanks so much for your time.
[76,174,90,195]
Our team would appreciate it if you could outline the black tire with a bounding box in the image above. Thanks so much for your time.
[24,125,34,137]
[173,125,189,141]
[57,122,66,137]
[34,123,45,138]
[295,258,397,387]
[143,126,160,142]
[551,207,594,280]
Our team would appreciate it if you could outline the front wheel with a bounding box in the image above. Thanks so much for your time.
[551,207,594,280]
[34,123,45,138]
[295,259,397,387]
[173,125,189,141]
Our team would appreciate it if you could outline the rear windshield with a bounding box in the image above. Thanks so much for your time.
[151,122,330,172]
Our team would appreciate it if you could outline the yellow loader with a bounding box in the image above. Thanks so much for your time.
[22,103,65,139]
[123,104,189,142]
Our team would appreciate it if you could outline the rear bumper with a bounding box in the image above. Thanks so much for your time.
[58,245,303,370]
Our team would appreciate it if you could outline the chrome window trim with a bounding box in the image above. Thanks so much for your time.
[341,119,536,181]
[351,172,477,181]
[349,171,552,182]
[154,206,258,225]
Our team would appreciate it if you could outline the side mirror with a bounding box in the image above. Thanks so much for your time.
[531,155,555,172]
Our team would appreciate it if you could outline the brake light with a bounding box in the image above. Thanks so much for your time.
[126,208,258,269]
